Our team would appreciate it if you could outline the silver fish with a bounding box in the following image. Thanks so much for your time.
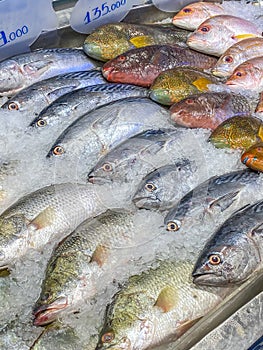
[132,161,197,211]
[1,70,106,117]
[0,183,106,271]
[46,99,174,180]
[0,48,97,96]
[164,169,261,233]
[192,198,263,286]
[30,84,148,133]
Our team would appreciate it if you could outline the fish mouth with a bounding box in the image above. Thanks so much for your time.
[102,66,116,81]
[241,154,252,165]
[211,68,229,78]
[83,42,103,61]
[193,272,227,286]
[88,175,112,185]
[132,195,160,209]
[33,298,68,326]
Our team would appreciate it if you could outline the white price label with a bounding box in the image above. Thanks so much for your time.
[0,0,57,61]
[70,0,144,34]
[152,0,196,12]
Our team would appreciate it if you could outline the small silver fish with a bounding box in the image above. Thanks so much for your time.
[0,48,97,96]
[1,70,106,117]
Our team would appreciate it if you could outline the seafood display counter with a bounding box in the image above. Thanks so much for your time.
[0,1,262,350]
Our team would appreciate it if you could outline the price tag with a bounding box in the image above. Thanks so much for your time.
[152,0,196,12]
[70,0,144,34]
[0,0,57,61]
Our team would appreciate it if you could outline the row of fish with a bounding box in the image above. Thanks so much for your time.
[0,1,262,349]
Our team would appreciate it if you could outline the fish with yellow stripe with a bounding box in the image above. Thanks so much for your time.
[150,67,219,105]
[83,22,190,62]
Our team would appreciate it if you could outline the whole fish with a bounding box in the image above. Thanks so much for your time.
[102,44,217,87]
[0,183,106,271]
[150,67,220,105]
[30,84,148,133]
[187,15,262,57]
[192,198,263,286]
[170,92,251,129]
[0,48,97,96]
[0,70,106,117]
[256,92,263,113]
[46,99,174,178]
[83,22,190,62]
[212,37,263,78]
[241,142,263,172]
[96,260,225,350]
[164,169,260,233]
[209,115,263,150]
[88,129,199,186]
[172,2,225,31]
[132,161,196,211]
[33,211,141,326]
[226,56,263,93]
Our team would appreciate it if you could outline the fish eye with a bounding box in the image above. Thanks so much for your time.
[145,182,156,192]
[102,163,113,172]
[166,220,181,232]
[183,8,191,13]
[186,99,194,104]
[101,332,115,343]
[256,147,263,152]
[224,55,233,63]
[200,26,210,33]
[117,55,126,63]
[36,119,47,127]
[8,102,19,111]
[52,145,64,156]
[235,71,242,77]
[208,254,222,265]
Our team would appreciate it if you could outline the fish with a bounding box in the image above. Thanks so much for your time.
[170,92,252,130]
[212,37,263,78]
[46,99,174,178]
[248,335,263,350]
[150,67,220,105]
[241,142,263,172]
[132,161,196,211]
[192,198,263,286]
[83,22,190,62]
[0,70,106,117]
[30,84,149,133]
[95,260,225,350]
[256,92,263,113]
[225,56,263,93]
[33,211,140,326]
[187,15,262,57]
[0,183,106,271]
[209,115,263,150]
[0,48,98,96]
[102,44,217,87]
[164,169,260,233]
[172,2,225,31]
[88,129,200,186]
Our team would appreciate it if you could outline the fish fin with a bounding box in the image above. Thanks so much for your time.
[192,78,211,91]
[154,286,178,312]
[257,125,263,142]
[232,34,259,41]
[129,36,154,48]
[28,206,56,230]
[47,86,79,101]
[92,113,116,130]
[91,244,108,267]
[23,60,53,76]
[176,317,202,337]
[209,190,240,212]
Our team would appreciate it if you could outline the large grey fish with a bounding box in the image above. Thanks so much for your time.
[0,183,107,272]
[192,198,263,286]
[30,84,148,132]
[0,48,98,96]
[132,161,197,211]
[0,70,106,117]
[46,99,174,179]
[88,129,200,186]
[33,210,156,326]
[164,169,260,233]
[95,260,226,350]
